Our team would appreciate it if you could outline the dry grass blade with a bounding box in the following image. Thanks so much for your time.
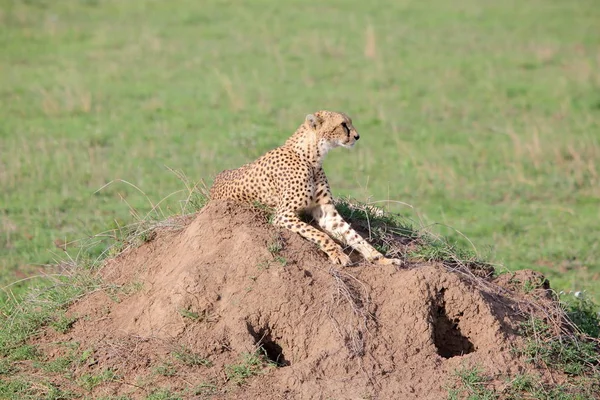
[326,268,374,357]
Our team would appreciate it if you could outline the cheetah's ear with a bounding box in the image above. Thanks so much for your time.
[305,114,322,130]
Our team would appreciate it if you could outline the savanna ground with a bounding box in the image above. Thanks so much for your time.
[0,0,599,397]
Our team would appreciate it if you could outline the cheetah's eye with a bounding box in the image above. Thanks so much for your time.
[341,122,350,136]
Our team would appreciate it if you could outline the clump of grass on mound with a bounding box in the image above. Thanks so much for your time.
[448,365,600,400]
[564,294,600,339]
[90,172,210,261]
[515,291,600,378]
[225,350,276,386]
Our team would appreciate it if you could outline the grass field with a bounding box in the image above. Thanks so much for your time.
[1,0,599,303]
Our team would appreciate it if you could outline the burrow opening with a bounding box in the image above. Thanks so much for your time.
[432,288,475,358]
[247,323,289,367]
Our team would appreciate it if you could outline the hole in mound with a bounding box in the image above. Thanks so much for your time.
[431,288,475,358]
[246,323,289,367]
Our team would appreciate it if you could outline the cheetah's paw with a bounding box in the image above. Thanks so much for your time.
[329,251,352,267]
[374,257,403,267]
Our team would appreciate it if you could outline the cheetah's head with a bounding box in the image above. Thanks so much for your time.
[305,110,360,151]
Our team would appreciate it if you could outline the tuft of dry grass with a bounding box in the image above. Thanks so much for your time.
[327,268,374,357]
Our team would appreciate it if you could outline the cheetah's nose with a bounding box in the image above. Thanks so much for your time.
[354,134,360,140]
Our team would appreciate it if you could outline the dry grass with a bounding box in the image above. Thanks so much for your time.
[327,268,374,357]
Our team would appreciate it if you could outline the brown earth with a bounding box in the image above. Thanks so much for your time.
[33,200,561,399]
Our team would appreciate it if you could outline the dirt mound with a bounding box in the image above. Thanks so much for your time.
[34,201,556,399]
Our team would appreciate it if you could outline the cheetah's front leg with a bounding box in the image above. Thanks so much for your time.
[311,168,401,266]
[311,204,402,266]
[273,210,352,266]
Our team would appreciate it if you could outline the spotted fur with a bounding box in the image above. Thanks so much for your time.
[210,110,401,266]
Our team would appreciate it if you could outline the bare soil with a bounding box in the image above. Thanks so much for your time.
[32,200,561,399]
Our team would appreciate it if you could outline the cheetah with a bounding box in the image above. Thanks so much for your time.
[210,110,401,267]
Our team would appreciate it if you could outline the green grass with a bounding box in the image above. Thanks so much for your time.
[518,317,599,376]
[1,0,599,304]
[564,294,600,338]
[447,364,497,400]
[40,354,74,374]
[504,372,600,400]
[0,268,99,356]
[146,389,182,400]
[177,308,200,321]
[0,377,76,400]
[77,368,118,392]
[171,346,212,368]
[225,351,275,386]
[50,313,78,334]
[0,378,32,400]
[187,382,218,397]
[153,362,178,377]
[448,366,600,400]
